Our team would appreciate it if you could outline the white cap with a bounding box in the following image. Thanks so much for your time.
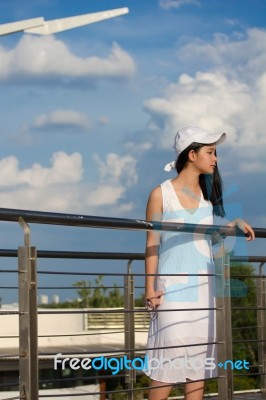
[164,126,226,172]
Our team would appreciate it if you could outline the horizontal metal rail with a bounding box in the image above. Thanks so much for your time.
[0,249,145,259]
[1,249,266,262]
[0,206,265,237]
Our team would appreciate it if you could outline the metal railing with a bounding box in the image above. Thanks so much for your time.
[0,207,265,400]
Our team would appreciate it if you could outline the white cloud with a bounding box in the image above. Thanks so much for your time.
[125,141,152,154]
[0,36,136,83]
[86,185,125,207]
[97,116,110,126]
[224,19,241,27]
[238,161,266,174]
[178,29,266,81]
[0,151,138,215]
[86,153,138,214]
[159,0,201,9]
[143,28,266,166]
[144,71,250,147]
[93,153,138,187]
[33,109,91,131]
[0,152,83,188]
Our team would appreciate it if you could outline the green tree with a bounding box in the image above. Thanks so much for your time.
[107,284,124,307]
[73,277,127,308]
[90,275,108,307]
[73,280,92,308]
[230,263,259,389]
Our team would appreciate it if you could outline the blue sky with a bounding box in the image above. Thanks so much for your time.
[0,0,266,303]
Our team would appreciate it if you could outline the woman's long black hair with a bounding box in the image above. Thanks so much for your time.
[175,142,226,217]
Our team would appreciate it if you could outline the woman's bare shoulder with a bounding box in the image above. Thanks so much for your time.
[148,185,162,202]
[146,185,163,218]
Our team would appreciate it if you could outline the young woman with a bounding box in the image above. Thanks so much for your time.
[144,127,255,400]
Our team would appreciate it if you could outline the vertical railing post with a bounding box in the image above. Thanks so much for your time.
[224,253,233,398]
[124,260,135,400]
[215,239,233,400]
[18,217,38,400]
[257,262,266,392]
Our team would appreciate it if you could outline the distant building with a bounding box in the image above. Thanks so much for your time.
[52,294,60,304]
[39,294,48,305]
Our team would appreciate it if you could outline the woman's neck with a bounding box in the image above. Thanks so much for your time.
[172,169,200,193]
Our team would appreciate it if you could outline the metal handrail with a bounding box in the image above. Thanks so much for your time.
[1,248,266,262]
[0,207,266,400]
[0,206,265,237]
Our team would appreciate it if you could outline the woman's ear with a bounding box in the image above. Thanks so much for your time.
[188,149,196,162]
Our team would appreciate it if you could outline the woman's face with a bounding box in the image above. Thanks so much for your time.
[190,144,217,174]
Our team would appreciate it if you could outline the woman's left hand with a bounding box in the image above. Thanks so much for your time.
[227,218,255,241]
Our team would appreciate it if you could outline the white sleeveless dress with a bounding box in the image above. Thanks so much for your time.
[144,179,217,383]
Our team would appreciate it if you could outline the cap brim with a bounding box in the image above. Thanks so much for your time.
[199,132,226,145]
[215,132,226,145]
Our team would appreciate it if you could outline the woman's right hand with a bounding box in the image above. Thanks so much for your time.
[227,218,255,241]
[145,290,164,307]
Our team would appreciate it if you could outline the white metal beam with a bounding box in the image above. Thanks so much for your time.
[0,17,44,36]
[25,8,129,35]
[0,8,129,36]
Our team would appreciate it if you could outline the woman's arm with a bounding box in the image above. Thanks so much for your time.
[226,218,255,241]
[145,186,164,307]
